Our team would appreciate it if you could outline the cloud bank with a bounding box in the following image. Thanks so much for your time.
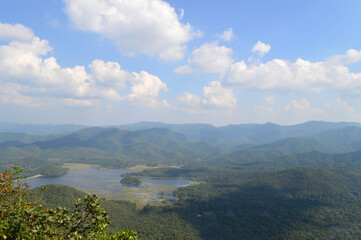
[227,49,361,93]
[0,22,169,108]
[175,39,361,120]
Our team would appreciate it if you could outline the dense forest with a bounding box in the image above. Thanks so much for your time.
[2,121,361,239]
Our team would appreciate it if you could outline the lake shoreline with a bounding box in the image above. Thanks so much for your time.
[24,167,195,206]
[25,174,43,179]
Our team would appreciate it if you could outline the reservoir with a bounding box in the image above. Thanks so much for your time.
[24,166,194,205]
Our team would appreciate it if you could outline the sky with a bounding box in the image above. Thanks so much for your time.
[1,0,361,126]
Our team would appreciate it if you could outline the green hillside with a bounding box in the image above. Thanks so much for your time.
[28,166,361,239]
[170,166,361,239]
[0,127,226,172]
[30,185,201,240]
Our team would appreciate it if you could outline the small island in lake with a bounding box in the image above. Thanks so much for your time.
[120,175,142,186]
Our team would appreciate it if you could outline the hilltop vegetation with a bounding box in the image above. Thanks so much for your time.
[1,168,137,239]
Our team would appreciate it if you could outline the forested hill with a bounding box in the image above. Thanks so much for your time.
[29,165,361,239]
[0,127,225,172]
[210,125,361,166]
[262,150,361,170]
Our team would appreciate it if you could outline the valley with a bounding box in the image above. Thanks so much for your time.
[3,120,361,239]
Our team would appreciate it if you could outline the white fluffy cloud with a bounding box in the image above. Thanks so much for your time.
[177,81,236,109]
[89,59,130,90]
[0,37,100,99]
[126,71,170,108]
[219,28,234,41]
[63,0,198,60]
[252,41,271,56]
[0,22,34,41]
[227,49,361,93]
[0,22,169,108]
[175,42,233,74]
[326,49,361,65]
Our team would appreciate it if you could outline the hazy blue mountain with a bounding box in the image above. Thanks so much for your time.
[0,140,26,148]
[115,122,216,140]
[0,132,34,143]
[2,120,361,148]
[0,122,88,135]
[212,138,338,166]
[212,121,361,148]
[0,132,60,146]
[0,127,225,167]
[116,121,361,150]
[281,120,361,136]
[311,126,361,152]
[209,124,361,167]
[235,126,361,156]
[3,121,361,169]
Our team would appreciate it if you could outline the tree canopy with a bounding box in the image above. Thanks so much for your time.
[0,167,137,239]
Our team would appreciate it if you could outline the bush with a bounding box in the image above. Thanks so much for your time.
[0,167,138,239]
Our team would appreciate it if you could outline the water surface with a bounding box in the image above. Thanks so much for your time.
[25,167,193,205]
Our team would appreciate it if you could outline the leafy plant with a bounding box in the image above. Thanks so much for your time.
[0,167,137,239]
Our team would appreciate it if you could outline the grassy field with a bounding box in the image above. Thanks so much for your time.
[62,163,98,169]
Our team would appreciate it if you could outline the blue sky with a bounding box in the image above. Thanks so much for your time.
[1,0,361,126]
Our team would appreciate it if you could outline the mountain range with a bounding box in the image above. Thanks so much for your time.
[2,120,361,174]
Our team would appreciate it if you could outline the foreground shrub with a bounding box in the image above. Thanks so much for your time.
[0,167,137,239]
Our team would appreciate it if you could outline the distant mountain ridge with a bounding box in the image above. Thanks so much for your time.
[0,127,225,168]
[0,122,88,135]
[213,126,361,166]
[115,121,361,149]
[2,120,361,143]
[2,120,361,170]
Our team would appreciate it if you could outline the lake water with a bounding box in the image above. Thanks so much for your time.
[24,167,193,205]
